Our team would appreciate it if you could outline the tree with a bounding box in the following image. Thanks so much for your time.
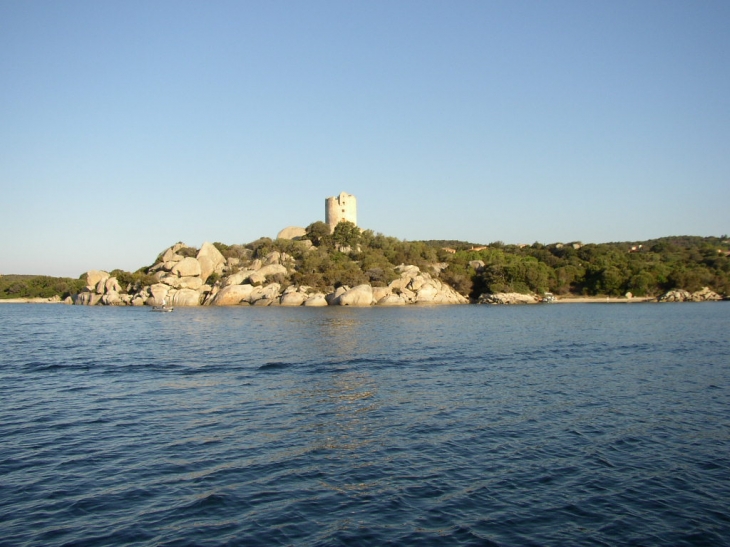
[305,221,332,247]
[332,220,361,249]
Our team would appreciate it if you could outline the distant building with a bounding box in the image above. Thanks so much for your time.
[325,192,357,232]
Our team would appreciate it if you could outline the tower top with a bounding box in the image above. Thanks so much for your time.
[325,192,357,231]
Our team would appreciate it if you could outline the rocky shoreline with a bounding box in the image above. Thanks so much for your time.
[70,242,468,307]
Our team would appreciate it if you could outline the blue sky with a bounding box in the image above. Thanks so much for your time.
[1,1,728,276]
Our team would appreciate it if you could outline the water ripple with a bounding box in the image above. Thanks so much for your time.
[0,303,728,546]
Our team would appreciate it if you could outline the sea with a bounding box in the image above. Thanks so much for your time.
[1,302,729,547]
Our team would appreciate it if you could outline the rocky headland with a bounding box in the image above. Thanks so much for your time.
[72,242,468,307]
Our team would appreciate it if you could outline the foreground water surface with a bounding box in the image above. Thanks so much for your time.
[1,303,729,546]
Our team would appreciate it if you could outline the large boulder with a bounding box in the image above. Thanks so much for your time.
[161,243,190,263]
[95,278,108,295]
[223,270,256,287]
[377,294,406,306]
[372,286,391,302]
[75,291,102,306]
[171,257,202,278]
[169,289,201,306]
[415,283,439,302]
[658,289,693,302]
[303,294,328,306]
[210,284,255,306]
[249,264,288,284]
[277,226,307,240]
[280,291,308,306]
[101,291,122,306]
[263,251,281,265]
[326,286,349,305]
[338,284,374,306]
[691,287,722,301]
[250,283,282,305]
[149,283,171,306]
[105,277,122,293]
[177,277,204,290]
[85,270,110,290]
[197,242,225,283]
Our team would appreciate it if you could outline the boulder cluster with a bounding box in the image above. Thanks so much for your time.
[74,242,227,307]
[73,242,468,307]
[658,287,723,302]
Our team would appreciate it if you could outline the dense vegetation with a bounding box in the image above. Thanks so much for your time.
[0,275,86,300]
[212,226,730,299]
[3,227,729,300]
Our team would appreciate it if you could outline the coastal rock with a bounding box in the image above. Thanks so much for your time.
[162,243,189,263]
[280,291,308,306]
[149,283,171,306]
[415,282,439,303]
[223,270,256,287]
[176,276,204,290]
[85,270,110,289]
[691,287,722,301]
[372,286,391,302]
[658,289,693,302]
[326,286,349,305]
[249,264,287,285]
[277,226,307,240]
[658,287,723,302]
[478,292,539,305]
[75,291,102,306]
[101,290,122,306]
[197,242,226,283]
[210,284,254,306]
[169,289,201,306]
[303,294,328,306]
[250,283,281,305]
[398,288,417,304]
[388,265,468,305]
[105,277,122,293]
[171,257,202,278]
[377,294,406,306]
[95,278,108,295]
[338,284,373,306]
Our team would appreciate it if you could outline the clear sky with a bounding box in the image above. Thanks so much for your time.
[1,1,728,277]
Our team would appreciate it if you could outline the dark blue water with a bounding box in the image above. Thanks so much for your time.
[1,303,729,547]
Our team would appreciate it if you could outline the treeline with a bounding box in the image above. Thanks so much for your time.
[0,275,86,300]
[216,224,730,299]
[443,236,730,298]
[3,227,729,300]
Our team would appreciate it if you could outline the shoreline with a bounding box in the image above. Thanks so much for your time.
[552,296,656,304]
[2,295,723,306]
[0,297,66,304]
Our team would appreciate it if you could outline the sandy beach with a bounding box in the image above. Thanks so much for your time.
[553,296,655,304]
[0,297,66,304]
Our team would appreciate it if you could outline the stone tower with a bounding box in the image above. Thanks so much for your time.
[325,192,357,232]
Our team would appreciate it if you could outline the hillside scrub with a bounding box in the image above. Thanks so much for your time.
[3,232,729,301]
